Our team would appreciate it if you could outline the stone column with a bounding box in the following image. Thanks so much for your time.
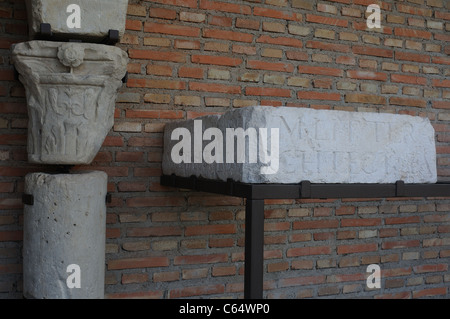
[14,1,129,299]
[23,171,107,299]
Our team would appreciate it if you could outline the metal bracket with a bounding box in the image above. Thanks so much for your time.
[300,180,311,198]
[13,65,19,81]
[226,179,234,196]
[122,71,128,84]
[106,193,112,204]
[101,29,120,45]
[22,194,34,206]
[39,23,52,39]
[189,175,197,191]
[396,180,405,197]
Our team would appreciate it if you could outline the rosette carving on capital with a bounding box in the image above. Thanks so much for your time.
[57,44,85,71]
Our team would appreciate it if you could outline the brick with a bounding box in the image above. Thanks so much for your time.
[345,93,386,104]
[144,22,200,37]
[390,97,427,108]
[128,79,186,90]
[179,67,204,79]
[318,3,338,14]
[203,29,253,43]
[192,55,242,67]
[127,196,185,207]
[174,40,201,50]
[341,218,381,227]
[315,29,335,40]
[337,243,378,254]
[412,287,447,298]
[236,18,260,30]
[298,65,343,77]
[232,44,256,55]
[149,8,177,20]
[336,56,356,65]
[262,48,283,58]
[432,101,450,109]
[341,7,361,17]
[385,216,421,225]
[262,21,286,33]
[143,37,171,47]
[395,52,430,63]
[127,4,147,17]
[340,32,359,42]
[292,0,314,10]
[382,240,420,250]
[126,19,142,31]
[306,40,351,52]
[247,60,294,72]
[199,0,251,15]
[202,42,227,52]
[352,45,393,58]
[306,14,348,27]
[128,49,186,63]
[254,7,301,21]
[287,246,332,257]
[207,69,230,80]
[185,224,236,236]
[394,28,432,39]
[347,70,388,81]
[293,220,339,230]
[108,257,169,270]
[264,74,285,85]
[256,35,303,48]
[180,12,206,23]
[144,93,171,104]
[245,87,291,97]
[169,284,225,298]
[126,109,184,119]
[297,91,341,101]
[190,82,241,94]
[433,79,450,88]
[397,4,433,17]
[114,122,142,133]
[391,74,427,85]
[209,15,232,27]
[286,51,308,61]
[433,56,450,65]
[147,0,197,8]
[146,64,172,76]
[287,77,310,87]
[174,95,202,106]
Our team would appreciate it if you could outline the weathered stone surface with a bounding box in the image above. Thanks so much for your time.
[23,171,107,299]
[162,106,437,184]
[25,0,129,41]
[11,41,128,165]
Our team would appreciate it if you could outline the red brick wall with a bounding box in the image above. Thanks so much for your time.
[1,0,450,298]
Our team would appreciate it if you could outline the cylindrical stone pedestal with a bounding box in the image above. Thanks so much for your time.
[23,170,107,299]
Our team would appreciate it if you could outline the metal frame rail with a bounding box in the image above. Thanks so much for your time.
[160,174,450,299]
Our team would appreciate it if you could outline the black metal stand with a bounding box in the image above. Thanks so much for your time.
[244,199,264,299]
[160,174,450,299]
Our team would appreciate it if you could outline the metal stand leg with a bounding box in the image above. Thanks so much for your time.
[244,199,265,299]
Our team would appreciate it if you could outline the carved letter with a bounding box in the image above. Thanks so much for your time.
[366,4,381,29]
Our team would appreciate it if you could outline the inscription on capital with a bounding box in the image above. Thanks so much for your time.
[12,41,128,165]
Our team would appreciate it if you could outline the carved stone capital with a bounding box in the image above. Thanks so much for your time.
[12,41,128,165]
